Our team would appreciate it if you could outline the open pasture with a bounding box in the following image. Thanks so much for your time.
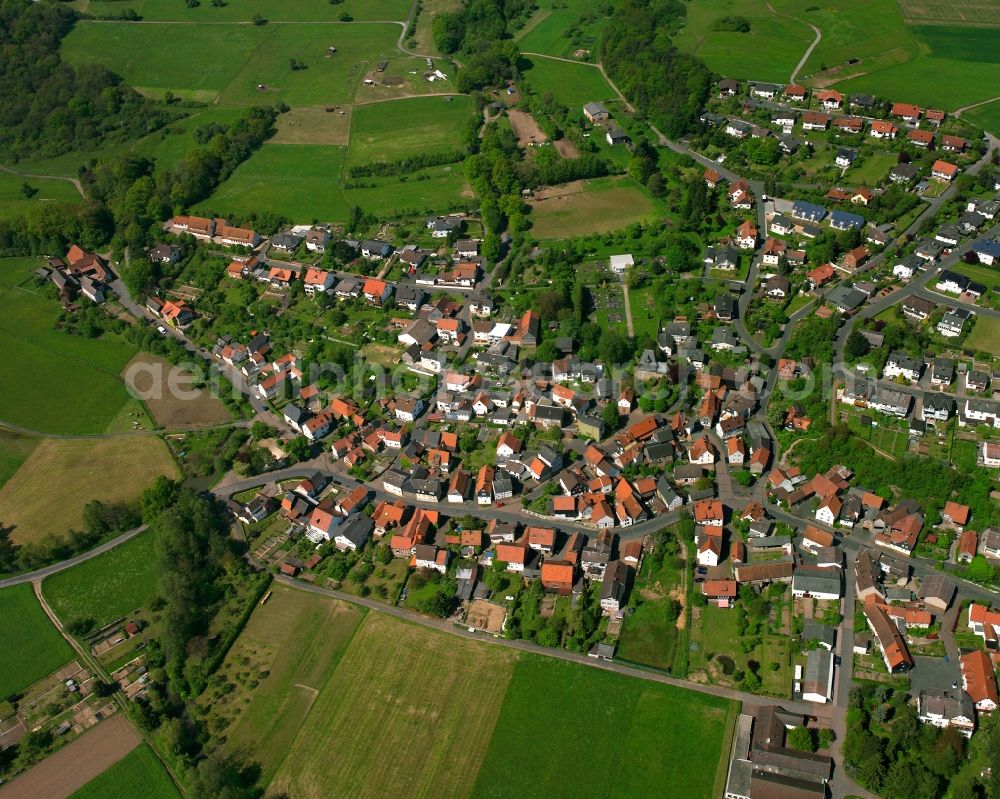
[74,0,413,23]
[0,173,83,222]
[0,438,178,546]
[346,94,475,165]
[520,56,616,109]
[674,0,815,82]
[43,531,161,630]
[0,260,139,435]
[528,177,663,239]
[68,743,180,799]
[0,585,74,700]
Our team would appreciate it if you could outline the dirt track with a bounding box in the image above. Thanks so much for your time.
[0,714,140,799]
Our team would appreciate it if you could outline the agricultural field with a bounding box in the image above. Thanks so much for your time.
[0,173,83,221]
[520,56,617,109]
[269,610,516,799]
[199,143,471,221]
[897,0,1000,25]
[832,24,1000,110]
[346,95,475,166]
[43,531,160,630]
[0,438,178,546]
[208,585,367,782]
[0,584,74,699]
[674,0,815,82]
[528,177,663,239]
[0,715,140,799]
[68,743,180,799]
[74,0,413,22]
[270,105,353,146]
[209,585,736,798]
[122,353,232,428]
[0,259,139,435]
[0,431,37,491]
[472,656,737,799]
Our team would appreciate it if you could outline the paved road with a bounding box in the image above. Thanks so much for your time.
[0,524,148,589]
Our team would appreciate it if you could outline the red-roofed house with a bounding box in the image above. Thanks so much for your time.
[931,160,959,181]
[961,649,998,713]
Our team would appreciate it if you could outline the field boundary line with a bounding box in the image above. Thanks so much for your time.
[0,165,86,199]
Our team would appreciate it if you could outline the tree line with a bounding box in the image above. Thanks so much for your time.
[600,0,714,139]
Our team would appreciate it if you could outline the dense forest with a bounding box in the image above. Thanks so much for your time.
[601,0,714,138]
[0,0,177,162]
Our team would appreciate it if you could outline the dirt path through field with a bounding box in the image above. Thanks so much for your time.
[0,715,139,799]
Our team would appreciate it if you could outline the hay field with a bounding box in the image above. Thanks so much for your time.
[269,612,516,799]
[0,438,178,545]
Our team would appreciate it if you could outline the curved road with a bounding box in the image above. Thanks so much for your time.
[0,524,148,590]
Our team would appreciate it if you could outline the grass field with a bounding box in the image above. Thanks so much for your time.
[848,151,898,185]
[954,262,1000,291]
[965,315,1000,356]
[215,585,366,782]
[62,22,402,106]
[517,0,608,58]
[833,24,1000,110]
[964,98,1000,138]
[472,655,737,799]
[0,173,83,221]
[270,611,516,799]
[76,0,412,22]
[346,95,475,165]
[413,0,463,54]
[528,176,663,239]
[68,743,180,799]
[0,584,74,699]
[0,259,139,435]
[43,531,160,629]
[200,142,470,221]
[219,585,737,798]
[270,105,353,145]
[674,0,815,82]
[0,430,38,491]
[0,438,178,545]
[521,56,616,109]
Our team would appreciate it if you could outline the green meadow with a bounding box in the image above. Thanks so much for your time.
[521,56,617,109]
[0,584,75,699]
[75,0,413,23]
[346,95,476,165]
[0,259,138,435]
[43,531,160,630]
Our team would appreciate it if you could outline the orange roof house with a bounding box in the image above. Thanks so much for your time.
[541,561,575,595]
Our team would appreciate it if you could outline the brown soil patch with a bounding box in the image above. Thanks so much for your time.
[554,138,580,159]
[122,353,232,428]
[0,714,139,799]
[508,108,548,146]
[670,585,687,630]
[531,179,586,200]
